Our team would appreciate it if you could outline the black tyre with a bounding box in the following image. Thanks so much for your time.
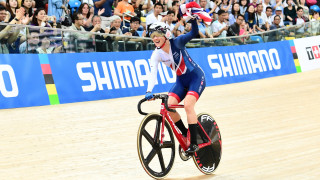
[193,113,222,175]
[137,113,175,179]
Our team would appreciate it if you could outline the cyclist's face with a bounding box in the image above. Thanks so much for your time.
[151,32,166,48]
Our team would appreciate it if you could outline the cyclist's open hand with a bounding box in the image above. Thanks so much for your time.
[145,92,154,100]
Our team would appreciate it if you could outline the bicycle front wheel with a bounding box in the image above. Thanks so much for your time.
[137,113,175,179]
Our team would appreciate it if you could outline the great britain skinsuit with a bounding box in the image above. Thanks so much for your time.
[147,19,206,103]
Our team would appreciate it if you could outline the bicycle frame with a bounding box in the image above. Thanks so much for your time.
[159,102,212,151]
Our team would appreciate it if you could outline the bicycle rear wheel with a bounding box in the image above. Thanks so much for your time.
[137,113,175,179]
[193,113,222,175]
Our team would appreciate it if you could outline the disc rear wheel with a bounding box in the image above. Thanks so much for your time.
[193,113,222,175]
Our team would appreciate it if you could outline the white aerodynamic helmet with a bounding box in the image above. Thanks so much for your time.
[149,22,172,39]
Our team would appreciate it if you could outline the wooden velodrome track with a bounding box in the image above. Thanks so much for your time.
[0,69,319,180]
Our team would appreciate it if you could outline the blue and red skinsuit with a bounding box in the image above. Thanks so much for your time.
[147,19,206,102]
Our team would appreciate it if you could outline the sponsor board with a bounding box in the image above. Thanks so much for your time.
[188,40,296,86]
[0,54,49,109]
[293,36,320,72]
[0,40,297,109]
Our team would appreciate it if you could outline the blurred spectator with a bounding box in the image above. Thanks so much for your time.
[181,22,191,35]
[265,6,273,26]
[239,20,251,42]
[146,2,163,27]
[248,0,258,11]
[171,1,180,23]
[34,0,46,9]
[229,2,240,25]
[172,19,186,37]
[36,34,62,53]
[297,0,309,20]
[211,9,228,38]
[244,5,257,30]
[271,6,284,26]
[6,0,18,21]
[308,10,319,35]
[162,10,175,31]
[78,3,94,30]
[31,8,56,28]
[309,5,319,20]
[200,0,210,13]
[239,0,247,15]
[262,0,272,12]
[68,11,101,52]
[256,3,270,32]
[69,12,101,39]
[220,0,232,14]
[228,14,244,36]
[48,0,68,24]
[21,0,34,18]
[93,0,114,29]
[122,16,143,36]
[268,15,284,42]
[293,6,306,34]
[114,0,136,28]
[272,0,284,14]
[208,0,221,20]
[105,15,123,35]
[19,29,39,53]
[0,7,24,53]
[284,0,296,25]
[0,5,7,22]
[131,0,151,19]
[0,0,5,7]
[196,18,208,38]
[81,0,94,6]
[89,15,108,52]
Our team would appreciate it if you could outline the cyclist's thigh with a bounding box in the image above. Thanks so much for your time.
[188,68,206,100]
[168,78,187,103]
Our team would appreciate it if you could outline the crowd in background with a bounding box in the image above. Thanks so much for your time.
[0,0,320,54]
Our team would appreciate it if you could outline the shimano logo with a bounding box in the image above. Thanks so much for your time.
[207,49,281,78]
[76,59,176,92]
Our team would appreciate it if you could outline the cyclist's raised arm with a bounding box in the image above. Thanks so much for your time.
[174,19,199,49]
[147,51,161,92]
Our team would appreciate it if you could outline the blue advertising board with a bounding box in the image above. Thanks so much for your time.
[0,40,297,109]
[0,54,49,109]
[49,40,296,104]
[187,40,297,86]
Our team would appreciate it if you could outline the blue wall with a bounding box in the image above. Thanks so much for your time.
[0,40,296,109]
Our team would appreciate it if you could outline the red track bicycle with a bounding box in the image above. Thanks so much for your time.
[137,94,222,179]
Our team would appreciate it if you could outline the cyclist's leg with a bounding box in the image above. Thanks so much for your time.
[167,96,180,122]
[168,78,188,136]
[185,68,206,153]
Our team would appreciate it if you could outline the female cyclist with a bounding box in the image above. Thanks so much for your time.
[145,18,206,154]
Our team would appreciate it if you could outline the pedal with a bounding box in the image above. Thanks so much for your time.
[179,145,192,161]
